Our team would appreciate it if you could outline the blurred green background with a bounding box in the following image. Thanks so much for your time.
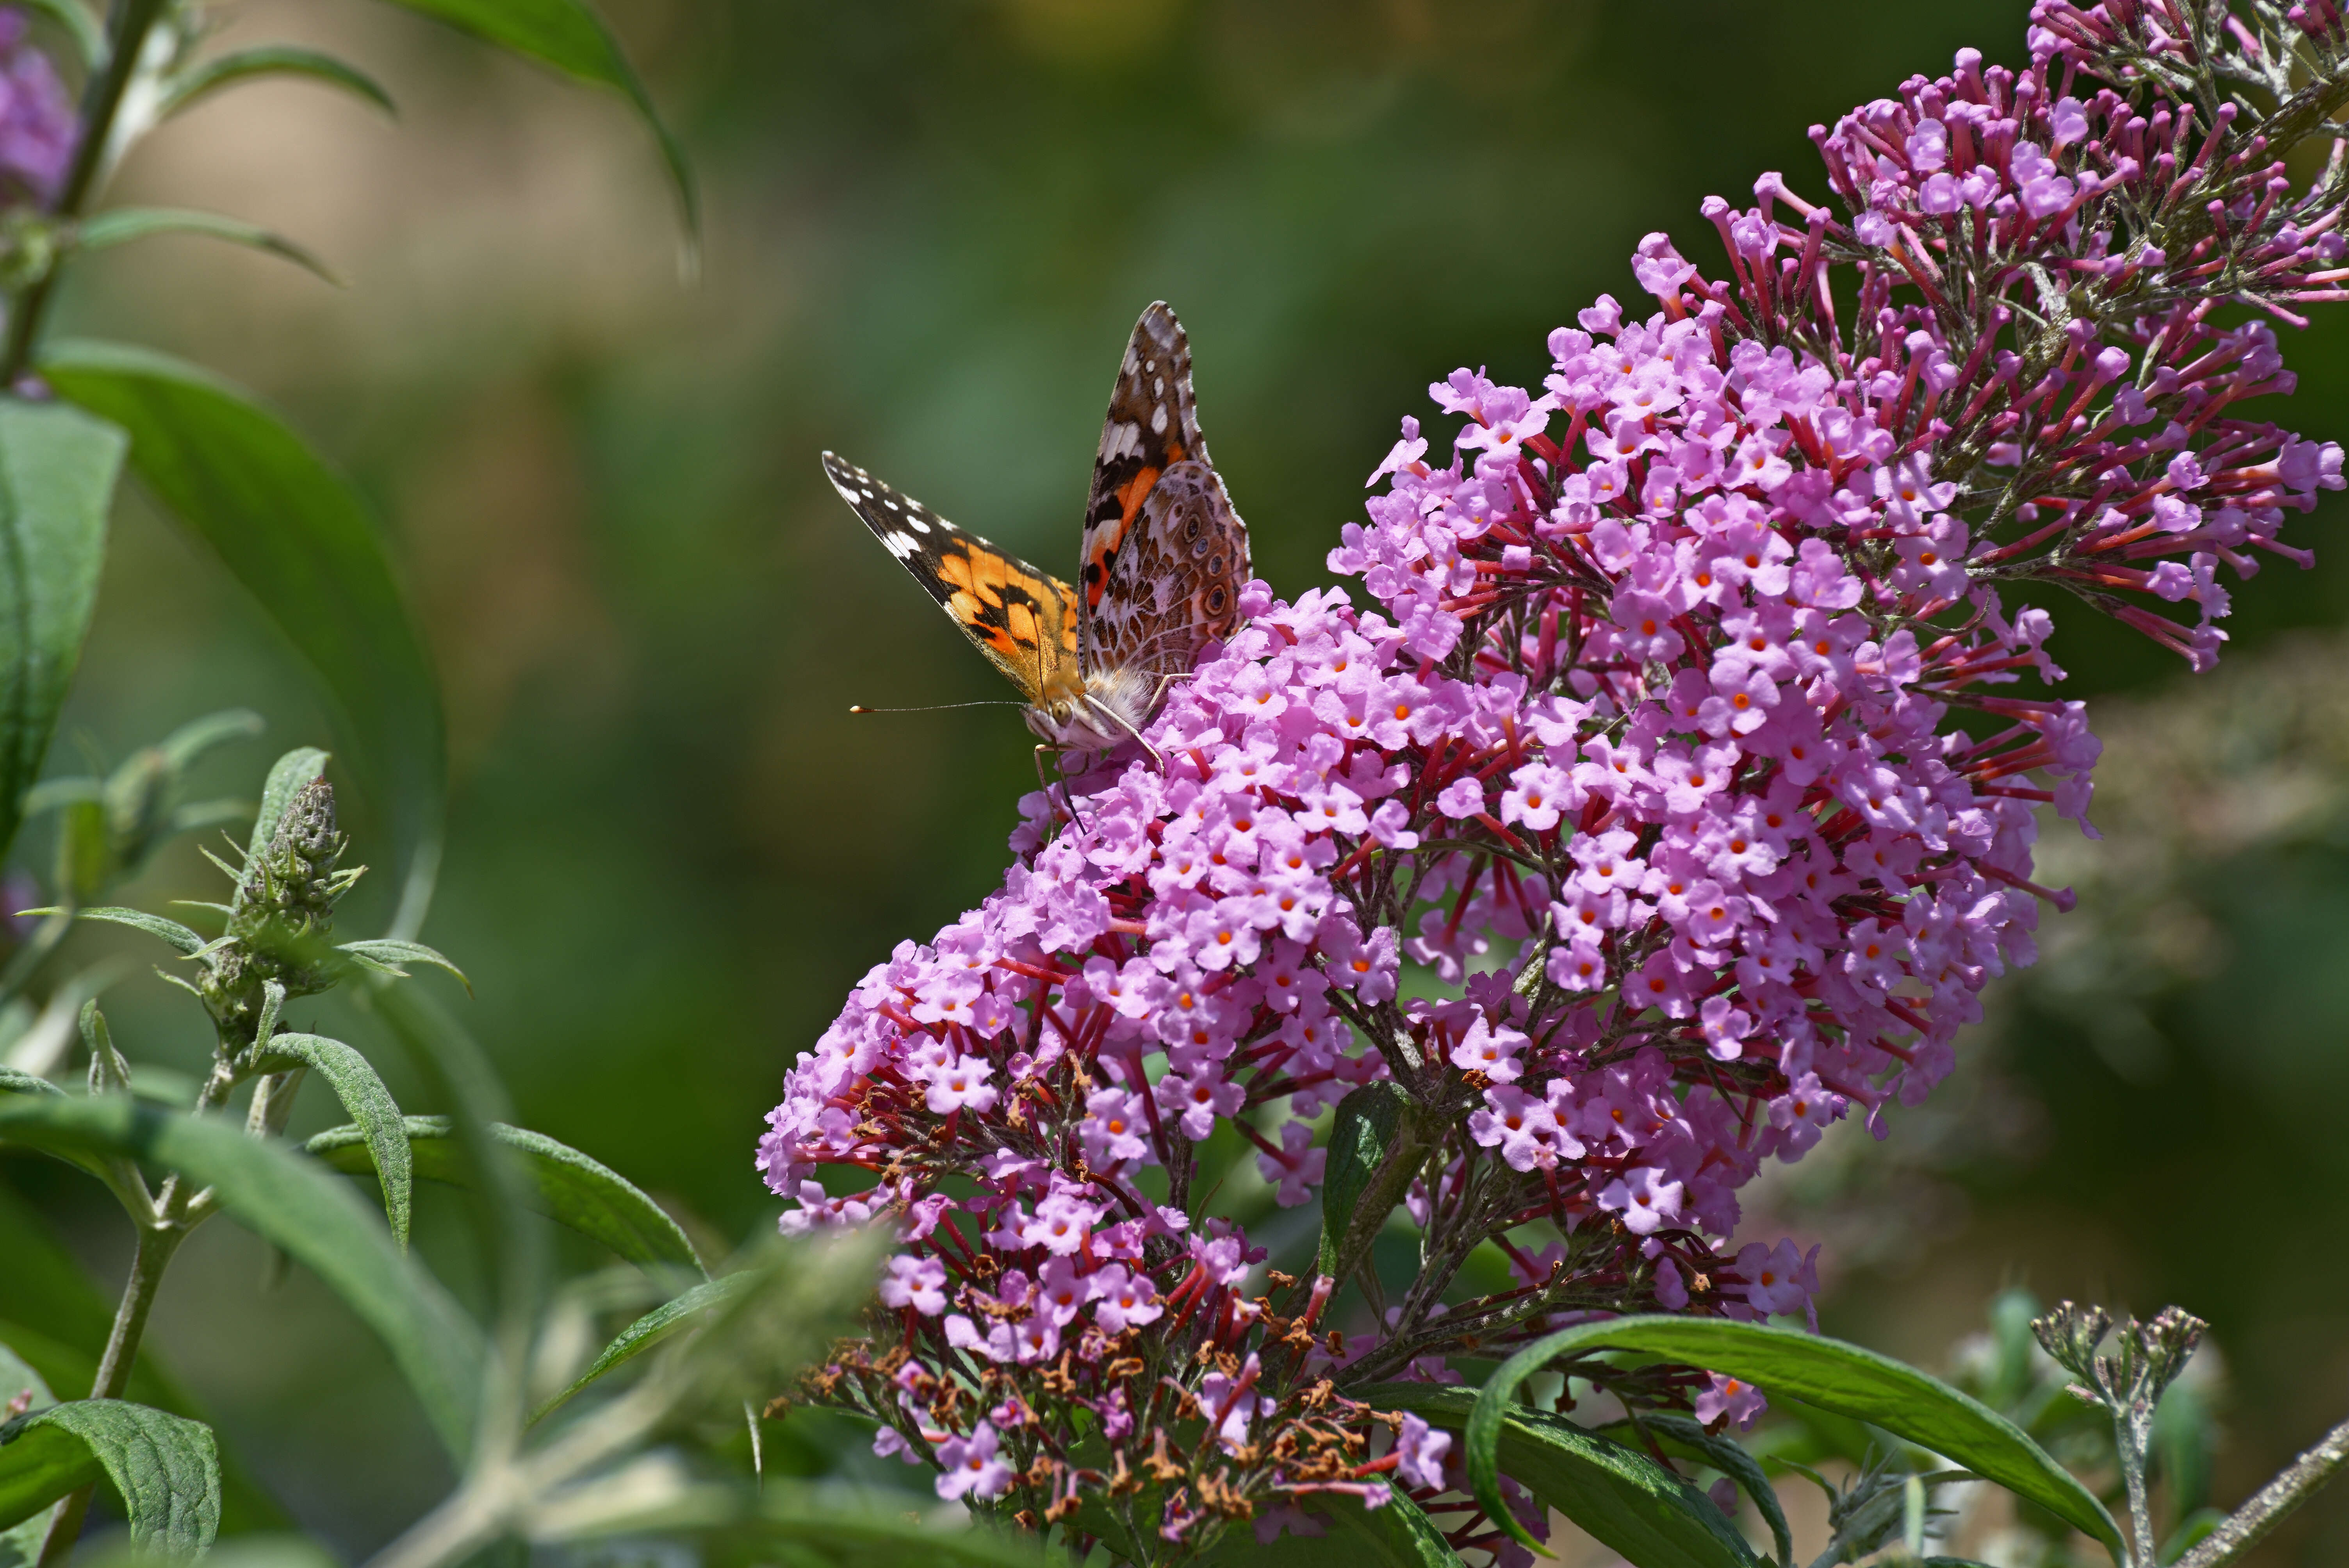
[8,0,2349,1557]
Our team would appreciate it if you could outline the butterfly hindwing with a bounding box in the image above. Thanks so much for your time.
[822,452,1082,706]
[1089,457,1249,686]
[1078,303,1213,668]
[1078,303,1249,685]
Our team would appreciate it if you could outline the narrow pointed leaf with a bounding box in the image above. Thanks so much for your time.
[337,938,469,991]
[1634,1412,1793,1568]
[0,398,121,866]
[1362,1383,1757,1568]
[247,1032,412,1249]
[155,707,266,771]
[244,747,329,871]
[0,1095,482,1459]
[362,0,693,239]
[20,906,203,955]
[39,342,446,941]
[308,1115,700,1274]
[0,1068,61,1097]
[19,776,97,813]
[530,1273,753,1424]
[76,208,337,285]
[164,46,396,118]
[1468,1315,2123,1564]
[0,1399,218,1556]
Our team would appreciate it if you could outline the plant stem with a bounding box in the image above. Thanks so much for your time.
[34,1053,237,1565]
[2171,1412,2349,1568]
[0,0,168,386]
[34,1219,187,1567]
[2122,1407,2159,1568]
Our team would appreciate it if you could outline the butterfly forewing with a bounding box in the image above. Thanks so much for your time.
[824,303,1247,754]
[1078,304,1251,684]
[822,451,1083,706]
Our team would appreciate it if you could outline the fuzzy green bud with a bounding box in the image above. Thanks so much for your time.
[203,776,365,1044]
[230,777,350,938]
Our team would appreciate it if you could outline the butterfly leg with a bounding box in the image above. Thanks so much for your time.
[1082,695,1165,768]
[1035,744,1089,834]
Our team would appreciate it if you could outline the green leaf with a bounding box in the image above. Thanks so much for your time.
[75,208,337,285]
[21,906,203,955]
[1362,1384,1757,1568]
[38,343,446,941]
[0,1068,61,1098]
[1469,1315,2124,1565]
[0,1342,55,1568]
[0,1399,219,1557]
[0,1319,282,1538]
[243,747,329,874]
[0,398,122,868]
[0,1095,483,1460]
[0,1185,285,1533]
[1635,1413,1793,1568]
[155,707,266,773]
[1317,1079,1412,1279]
[530,1273,753,1424]
[336,938,469,991]
[362,0,693,241]
[308,1115,701,1274]
[19,776,96,814]
[163,47,396,119]
[13,0,102,71]
[246,1033,412,1249]
[1200,1479,1462,1567]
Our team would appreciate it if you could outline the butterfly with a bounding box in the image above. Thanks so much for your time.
[823,302,1249,754]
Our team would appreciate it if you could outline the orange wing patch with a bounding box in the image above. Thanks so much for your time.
[821,452,1084,707]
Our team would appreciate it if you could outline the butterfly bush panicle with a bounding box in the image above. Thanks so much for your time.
[765,4,2348,1556]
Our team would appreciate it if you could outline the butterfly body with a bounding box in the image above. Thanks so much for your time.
[825,303,1248,755]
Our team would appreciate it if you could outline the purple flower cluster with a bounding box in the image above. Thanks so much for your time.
[764,4,2348,1557]
[0,10,71,207]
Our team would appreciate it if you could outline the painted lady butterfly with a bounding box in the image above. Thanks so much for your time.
[823,302,1249,753]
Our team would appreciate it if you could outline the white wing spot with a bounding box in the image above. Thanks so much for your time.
[1151,404,1169,434]
[880,531,919,559]
[1153,377,1166,396]
[906,515,931,534]
[1101,421,1143,461]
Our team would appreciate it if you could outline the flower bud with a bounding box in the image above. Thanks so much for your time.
[205,775,365,1042]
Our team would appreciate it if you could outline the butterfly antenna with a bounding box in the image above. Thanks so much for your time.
[848,700,1026,715]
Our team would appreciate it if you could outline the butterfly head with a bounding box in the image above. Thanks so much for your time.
[1025,665,1161,757]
